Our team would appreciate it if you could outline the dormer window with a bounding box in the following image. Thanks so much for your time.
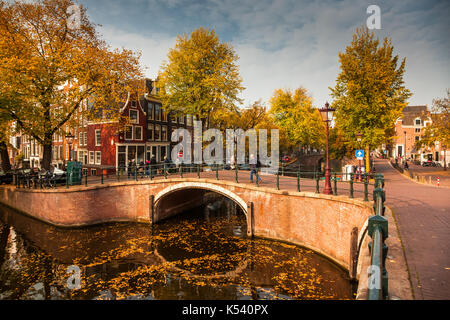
[415,118,421,126]
[131,100,137,108]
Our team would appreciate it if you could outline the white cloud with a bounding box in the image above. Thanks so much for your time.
[91,0,450,107]
[99,25,177,79]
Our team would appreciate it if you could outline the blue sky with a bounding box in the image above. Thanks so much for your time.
[78,0,449,108]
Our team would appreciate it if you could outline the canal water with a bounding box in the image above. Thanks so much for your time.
[0,197,356,300]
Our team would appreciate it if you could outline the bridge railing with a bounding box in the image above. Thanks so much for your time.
[367,174,389,300]
[13,163,381,202]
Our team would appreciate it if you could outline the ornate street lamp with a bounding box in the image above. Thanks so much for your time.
[319,102,335,195]
[65,132,75,162]
[356,131,363,181]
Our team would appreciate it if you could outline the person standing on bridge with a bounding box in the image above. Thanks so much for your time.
[163,156,171,176]
[150,155,157,177]
[127,159,132,179]
[250,154,262,183]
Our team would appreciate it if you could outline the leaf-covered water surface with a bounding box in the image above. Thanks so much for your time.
[0,201,356,300]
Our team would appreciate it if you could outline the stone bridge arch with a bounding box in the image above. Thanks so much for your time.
[153,181,249,224]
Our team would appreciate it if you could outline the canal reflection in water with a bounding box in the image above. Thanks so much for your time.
[0,197,356,300]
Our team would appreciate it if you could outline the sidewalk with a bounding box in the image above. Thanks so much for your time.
[375,159,450,300]
[407,164,450,187]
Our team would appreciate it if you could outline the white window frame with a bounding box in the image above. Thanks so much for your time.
[147,123,154,141]
[162,125,167,141]
[134,126,142,141]
[414,118,422,126]
[125,126,133,140]
[154,124,161,141]
[130,109,139,124]
[89,151,95,164]
[95,129,101,146]
[148,103,154,120]
[95,151,101,165]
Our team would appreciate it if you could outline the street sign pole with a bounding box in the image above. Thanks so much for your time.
[356,150,365,182]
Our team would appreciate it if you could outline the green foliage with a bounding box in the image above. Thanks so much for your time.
[269,87,325,149]
[330,26,412,152]
[157,28,245,129]
[417,89,450,150]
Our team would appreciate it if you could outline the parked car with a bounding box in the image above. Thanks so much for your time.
[422,160,436,167]
[281,155,291,163]
[0,170,13,184]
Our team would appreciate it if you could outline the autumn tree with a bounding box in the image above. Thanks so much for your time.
[0,0,143,170]
[330,26,411,171]
[157,28,244,129]
[0,82,23,171]
[0,114,12,172]
[417,89,449,170]
[269,87,325,150]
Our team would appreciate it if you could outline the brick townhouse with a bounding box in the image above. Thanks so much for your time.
[83,79,194,176]
[393,105,449,166]
[7,79,194,173]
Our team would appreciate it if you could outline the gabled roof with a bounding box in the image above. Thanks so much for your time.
[400,105,430,126]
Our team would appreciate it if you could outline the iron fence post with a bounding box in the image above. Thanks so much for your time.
[297,171,300,192]
[235,165,238,183]
[197,164,200,179]
[276,171,280,190]
[315,172,320,193]
[85,172,88,187]
[364,174,369,201]
[333,172,337,195]
[350,173,354,198]
[101,172,104,184]
[216,164,219,180]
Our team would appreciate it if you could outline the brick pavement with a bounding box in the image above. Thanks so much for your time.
[375,159,450,300]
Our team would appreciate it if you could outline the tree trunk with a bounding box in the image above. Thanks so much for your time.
[365,144,370,173]
[0,141,11,172]
[41,139,53,171]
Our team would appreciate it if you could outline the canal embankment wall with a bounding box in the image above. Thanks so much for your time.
[0,178,412,300]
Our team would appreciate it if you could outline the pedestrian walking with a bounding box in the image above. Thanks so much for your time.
[250,154,261,183]
[163,156,171,176]
[150,155,157,176]
[230,155,236,170]
[127,159,132,178]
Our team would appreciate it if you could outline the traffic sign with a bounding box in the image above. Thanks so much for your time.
[178,151,183,158]
[356,150,365,160]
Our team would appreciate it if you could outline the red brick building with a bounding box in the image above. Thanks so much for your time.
[393,105,448,166]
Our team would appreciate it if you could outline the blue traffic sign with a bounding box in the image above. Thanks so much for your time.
[356,150,365,159]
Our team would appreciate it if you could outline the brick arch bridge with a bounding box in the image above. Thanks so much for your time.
[0,177,374,276]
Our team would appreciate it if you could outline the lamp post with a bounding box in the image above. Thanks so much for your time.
[65,132,75,162]
[443,145,447,171]
[403,131,407,164]
[357,131,363,182]
[319,102,335,195]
